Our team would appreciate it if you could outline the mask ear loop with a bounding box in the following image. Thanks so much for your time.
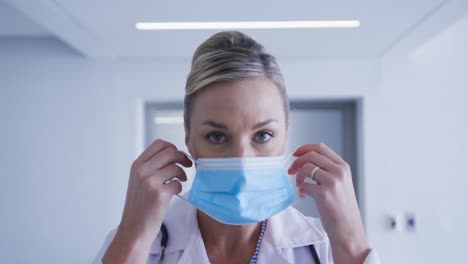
[284,151,295,164]
[172,151,197,202]
[283,145,301,164]
[183,151,197,165]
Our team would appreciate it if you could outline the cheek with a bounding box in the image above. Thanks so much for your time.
[271,133,287,155]
[271,128,288,152]
[187,132,215,158]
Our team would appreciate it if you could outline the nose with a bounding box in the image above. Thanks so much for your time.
[230,138,255,158]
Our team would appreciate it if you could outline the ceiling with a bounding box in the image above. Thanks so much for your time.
[0,1,50,37]
[2,0,468,58]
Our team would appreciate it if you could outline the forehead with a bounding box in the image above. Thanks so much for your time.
[190,76,285,126]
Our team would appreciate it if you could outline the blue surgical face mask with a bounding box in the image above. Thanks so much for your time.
[181,153,296,225]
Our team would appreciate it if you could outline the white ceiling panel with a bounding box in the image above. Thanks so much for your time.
[0,1,50,37]
[4,0,468,58]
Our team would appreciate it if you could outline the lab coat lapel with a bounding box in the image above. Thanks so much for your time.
[271,206,327,248]
[257,206,328,264]
[149,193,211,264]
[177,225,211,264]
[149,194,197,255]
[256,222,292,264]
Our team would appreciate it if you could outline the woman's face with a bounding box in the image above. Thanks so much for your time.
[185,76,288,159]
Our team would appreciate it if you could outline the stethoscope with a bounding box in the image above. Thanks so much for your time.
[157,222,321,264]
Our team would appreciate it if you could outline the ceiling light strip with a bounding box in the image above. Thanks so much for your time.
[136,20,360,30]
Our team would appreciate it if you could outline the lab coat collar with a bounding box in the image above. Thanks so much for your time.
[268,203,327,248]
[149,193,197,255]
[149,193,327,255]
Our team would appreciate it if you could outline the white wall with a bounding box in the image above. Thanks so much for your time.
[366,14,468,263]
[386,13,468,263]
[1,13,467,262]
[0,39,121,263]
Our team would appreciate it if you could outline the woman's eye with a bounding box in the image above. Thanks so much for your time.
[207,132,226,143]
[255,131,273,143]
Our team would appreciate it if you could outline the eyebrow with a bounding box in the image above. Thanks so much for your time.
[202,120,228,129]
[201,119,278,130]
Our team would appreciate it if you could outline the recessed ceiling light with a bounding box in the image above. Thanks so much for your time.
[136,20,360,30]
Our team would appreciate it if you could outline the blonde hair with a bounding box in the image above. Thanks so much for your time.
[184,31,289,132]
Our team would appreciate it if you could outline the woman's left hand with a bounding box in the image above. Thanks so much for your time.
[288,143,371,264]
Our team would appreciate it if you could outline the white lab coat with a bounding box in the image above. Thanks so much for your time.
[93,194,381,264]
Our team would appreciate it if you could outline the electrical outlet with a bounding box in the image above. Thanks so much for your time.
[405,212,416,231]
[385,213,404,232]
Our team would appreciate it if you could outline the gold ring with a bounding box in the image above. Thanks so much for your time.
[310,166,320,180]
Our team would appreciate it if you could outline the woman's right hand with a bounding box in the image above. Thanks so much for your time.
[103,139,193,263]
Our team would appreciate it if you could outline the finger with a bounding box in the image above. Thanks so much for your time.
[288,151,339,175]
[296,162,332,187]
[141,148,192,176]
[161,179,183,196]
[293,143,345,165]
[296,162,315,187]
[156,164,188,183]
[138,139,177,163]
[143,164,186,192]
[155,148,193,168]
[299,182,321,199]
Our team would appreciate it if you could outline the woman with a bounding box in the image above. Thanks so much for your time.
[94,31,381,264]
